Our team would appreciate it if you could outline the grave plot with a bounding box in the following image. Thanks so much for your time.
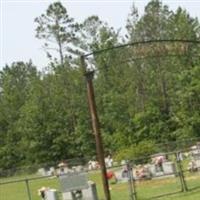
[59,171,99,200]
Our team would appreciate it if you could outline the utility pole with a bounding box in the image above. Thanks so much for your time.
[80,55,111,200]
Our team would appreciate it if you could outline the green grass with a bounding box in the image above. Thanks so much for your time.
[1,171,200,200]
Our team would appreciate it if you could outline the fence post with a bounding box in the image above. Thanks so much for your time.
[127,162,137,200]
[175,152,188,192]
[25,179,32,200]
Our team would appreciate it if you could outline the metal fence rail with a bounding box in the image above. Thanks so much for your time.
[1,146,200,200]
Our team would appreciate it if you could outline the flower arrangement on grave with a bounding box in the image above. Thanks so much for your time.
[38,186,49,200]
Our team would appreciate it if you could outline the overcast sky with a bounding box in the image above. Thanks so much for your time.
[1,0,200,70]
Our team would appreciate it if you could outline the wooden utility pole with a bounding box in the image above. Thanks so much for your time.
[80,55,111,200]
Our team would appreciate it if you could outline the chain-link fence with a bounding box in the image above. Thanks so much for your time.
[124,144,200,200]
[1,140,200,200]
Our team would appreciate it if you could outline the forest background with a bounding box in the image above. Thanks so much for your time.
[0,0,200,171]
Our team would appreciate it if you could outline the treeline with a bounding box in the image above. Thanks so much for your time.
[0,0,200,170]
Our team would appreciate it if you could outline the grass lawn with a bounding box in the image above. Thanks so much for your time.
[1,171,200,200]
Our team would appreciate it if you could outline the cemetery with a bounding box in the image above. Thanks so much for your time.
[1,1,200,200]
[21,141,195,200]
[2,144,198,200]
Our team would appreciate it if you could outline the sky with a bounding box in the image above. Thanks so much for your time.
[1,0,200,70]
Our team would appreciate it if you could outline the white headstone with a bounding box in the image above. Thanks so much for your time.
[62,192,73,200]
[163,162,176,175]
[115,169,129,182]
[82,181,99,200]
[49,167,55,174]
[38,168,48,176]
[45,189,58,200]
[75,165,84,172]
[195,160,200,168]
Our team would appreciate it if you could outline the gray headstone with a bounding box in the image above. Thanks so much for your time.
[59,172,89,193]
[62,181,99,200]
[156,171,164,176]
[148,164,156,176]
[163,162,176,175]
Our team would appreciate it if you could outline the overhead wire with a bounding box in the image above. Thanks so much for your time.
[83,39,200,57]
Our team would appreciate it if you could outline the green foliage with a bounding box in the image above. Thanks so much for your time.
[1,0,200,171]
[0,62,38,170]
[114,140,157,163]
[35,1,79,65]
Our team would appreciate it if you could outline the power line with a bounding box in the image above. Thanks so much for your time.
[87,53,200,70]
[84,39,200,57]
[116,53,200,65]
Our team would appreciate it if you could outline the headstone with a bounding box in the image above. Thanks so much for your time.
[38,168,48,176]
[191,144,200,168]
[62,192,73,200]
[121,160,126,165]
[45,189,58,200]
[195,160,200,168]
[82,181,99,200]
[62,181,99,200]
[155,171,164,177]
[163,162,176,175]
[191,145,199,155]
[147,165,164,178]
[49,167,55,174]
[105,156,113,168]
[75,165,84,172]
[59,172,89,193]
[148,164,156,177]
[115,169,129,183]
[56,167,73,176]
